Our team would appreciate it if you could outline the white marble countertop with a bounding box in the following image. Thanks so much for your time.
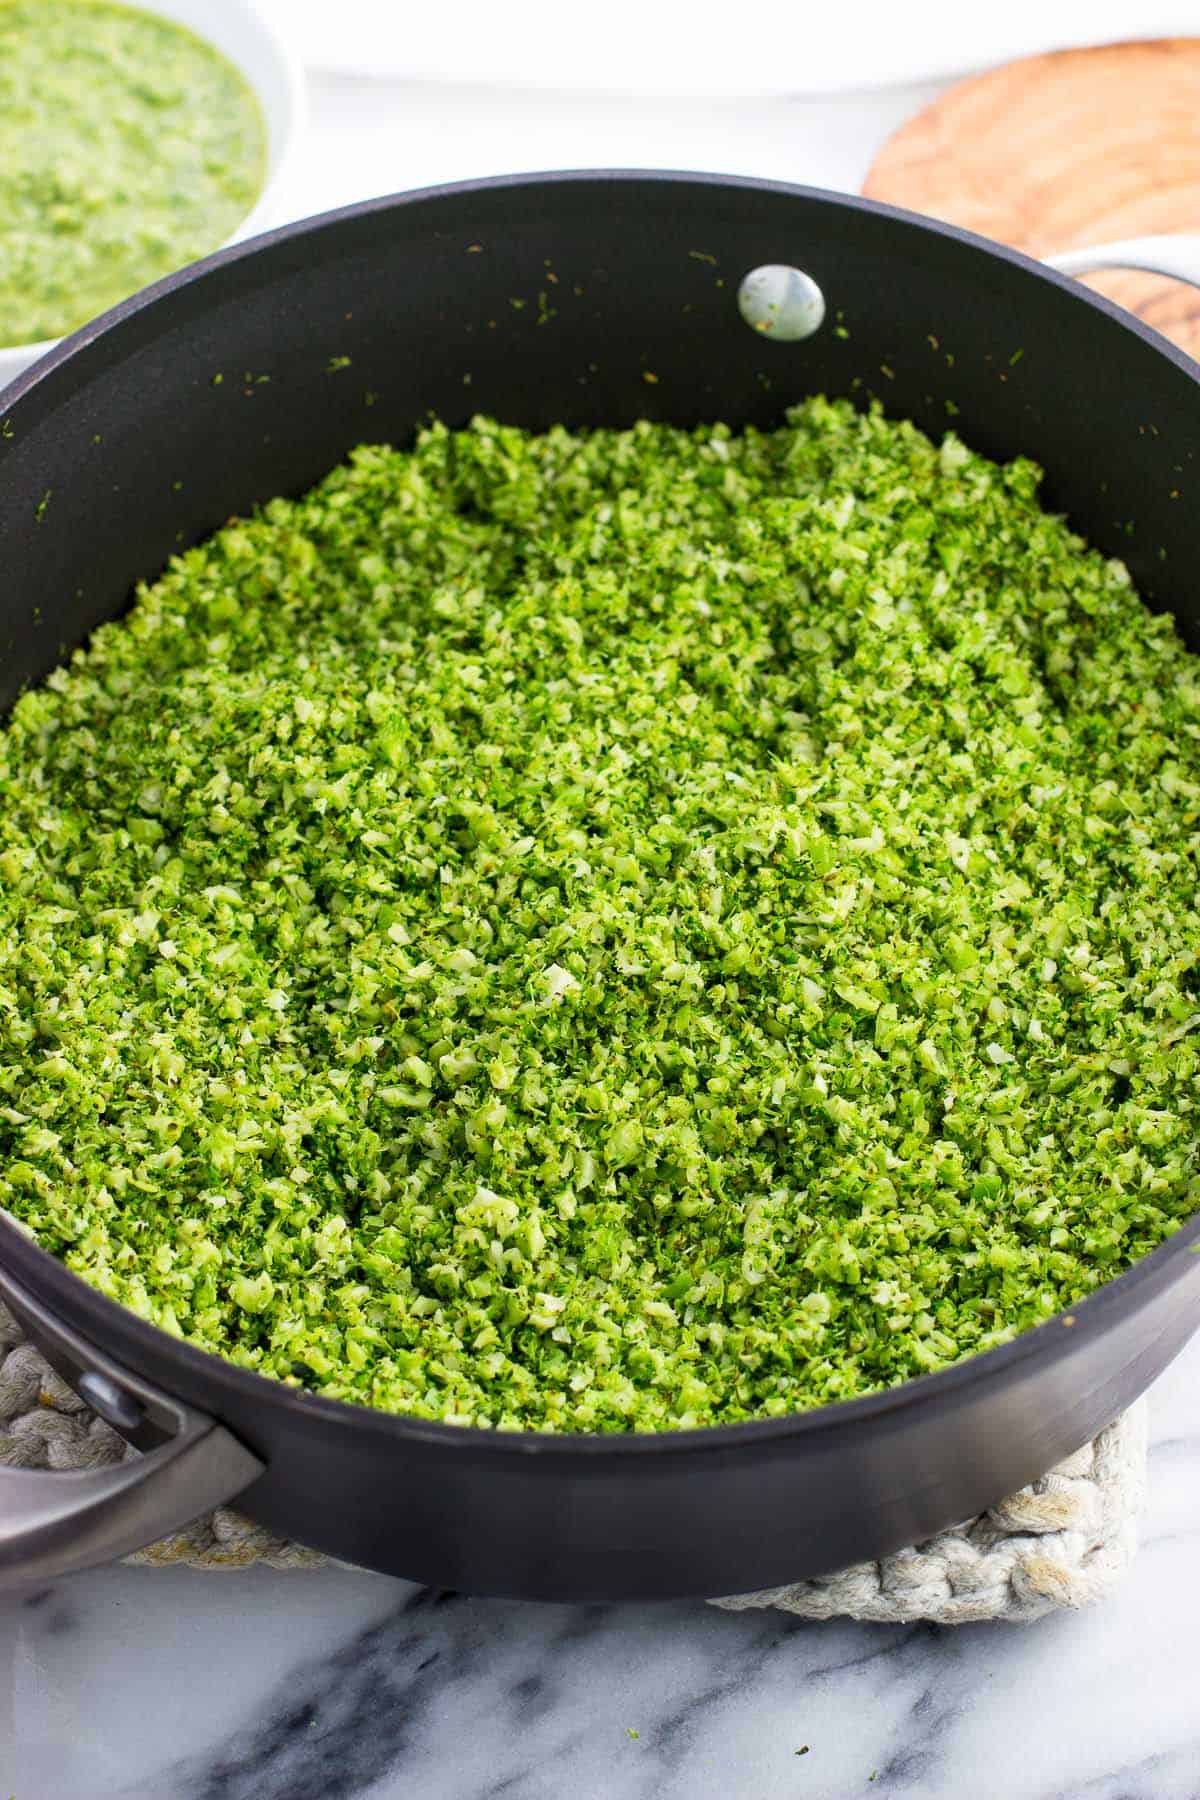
[3,65,1199,1800]
[1,1329,1195,1800]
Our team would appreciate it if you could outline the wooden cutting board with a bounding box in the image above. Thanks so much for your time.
[864,38,1200,360]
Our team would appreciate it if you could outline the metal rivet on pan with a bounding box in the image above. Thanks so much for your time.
[737,265,826,342]
[76,1371,144,1433]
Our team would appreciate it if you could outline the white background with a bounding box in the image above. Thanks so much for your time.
[273,0,1200,220]
[287,69,948,218]
[286,0,1199,95]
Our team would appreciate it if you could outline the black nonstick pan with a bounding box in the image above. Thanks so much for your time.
[1,173,1199,1601]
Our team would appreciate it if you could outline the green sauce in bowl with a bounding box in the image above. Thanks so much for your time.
[0,0,266,349]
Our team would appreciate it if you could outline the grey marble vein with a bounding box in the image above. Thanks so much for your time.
[1060,1737,1200,1800]
[157,1600,939,1800]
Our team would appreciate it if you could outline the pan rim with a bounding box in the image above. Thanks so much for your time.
[6,166,1200,411]
[3,1204,1196,1458]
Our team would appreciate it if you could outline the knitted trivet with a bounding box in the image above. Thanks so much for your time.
[0,1303,1148,1619]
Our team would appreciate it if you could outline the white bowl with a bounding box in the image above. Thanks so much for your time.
[0,0,306,390]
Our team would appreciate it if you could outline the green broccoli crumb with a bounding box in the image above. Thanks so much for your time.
[1,399,1197,1432]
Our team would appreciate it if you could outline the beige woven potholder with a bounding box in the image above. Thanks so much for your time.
[0,1303,1147,1621]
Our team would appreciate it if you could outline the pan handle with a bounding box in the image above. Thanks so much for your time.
[1045,235,1200,290]
[0,1264,263,1587]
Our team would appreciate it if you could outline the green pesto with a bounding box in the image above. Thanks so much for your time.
[0,0,265,347]
[2,400,1198,1431]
